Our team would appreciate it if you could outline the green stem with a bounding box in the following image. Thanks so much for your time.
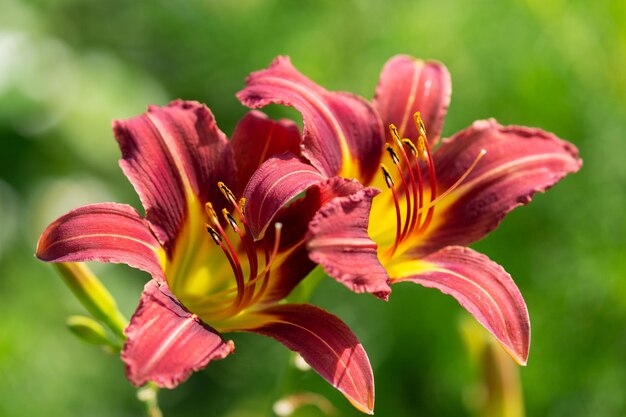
[54,262,128,341]
[137,383,163,417]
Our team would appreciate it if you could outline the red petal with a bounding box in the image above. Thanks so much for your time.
[122,280,234,388]
[36,203,165,282]
[238,56,384,183]
[416,119,582,256]
[231,110,301,188]
[114,100,235,254]
[241,304,375,414]
[243,154,327,239]
[307,188,391,300]
[373,55,451,146]
[394,246,530,365]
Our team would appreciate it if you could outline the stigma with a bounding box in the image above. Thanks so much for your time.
[380,112,486,257]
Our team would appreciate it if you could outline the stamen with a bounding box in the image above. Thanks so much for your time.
[389,126,419,243]
[416,135,429,162]
[218,181,237,205]
[206,205,246,307]
[205,224,222,244]
[402,139,418,156]
[204,220,245,307]
[204,222,283,305]
[402,138,424,235]
[380,164,403,257]
[205,202,219,226]
[222,209,240,233]
[249,222,283,306]
[228,194,259,287]
[385,143,400,165]
[238,198,246,216]
[381,164,394,188]
[415,112,427,138]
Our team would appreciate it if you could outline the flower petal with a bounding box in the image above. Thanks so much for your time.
[416,119,582,256]
[391,246,530,365]
[231,110,301,188]
[243,153,327,239]
[122,280,234,388]
[36,203,165,282]
[373,55,451,146]
[306,188,391,300]
[238,56,385,182]
[239,304,375,414]
[114,100,235,254]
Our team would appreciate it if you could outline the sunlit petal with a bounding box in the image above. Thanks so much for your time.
[113,100,235,253]
[237,304,375,414]
[122,280,234,388]
[36,203,165,282]
[414,119,582,256]
[307,188,391,300]
[231,110,301,188]
[374,55,451,146]
[243,153,327,239]
[391,246,530,365]
[238,56,385,182]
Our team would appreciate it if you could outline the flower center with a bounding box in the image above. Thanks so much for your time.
[169,182,282,326]
[374,112,486,261]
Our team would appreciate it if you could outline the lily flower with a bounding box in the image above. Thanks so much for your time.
[36,100,375,413]
[237,56,582,365]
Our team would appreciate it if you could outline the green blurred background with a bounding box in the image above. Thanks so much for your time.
[1,0,625,416]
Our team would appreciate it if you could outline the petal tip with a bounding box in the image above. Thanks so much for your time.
[346,391,375,415]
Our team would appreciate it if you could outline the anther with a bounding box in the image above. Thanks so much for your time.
[218,181,236,204]
[380,164,395,188]
[402,139,418,157]
[414,112,427,138]
[385,143,400,165]
[205,224,222,245]
[416,135,429,162]
[222,209,239,232]
[238,198,246,216]
[205,202,219,225]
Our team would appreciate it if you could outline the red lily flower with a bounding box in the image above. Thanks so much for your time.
[237,56,582,365]
[36,101,375,413]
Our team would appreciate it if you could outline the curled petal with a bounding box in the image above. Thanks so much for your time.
[373,55,451,146]
[391,246,530,365]
[114,100,235,254]
[307,188,391,300]
[243,153,327,239]
[122,280,234,388]
[238,304,375,414]
[416,119,582,256]
[36,203,165,282]
[231,110,301,188]
[238,56,385,182]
